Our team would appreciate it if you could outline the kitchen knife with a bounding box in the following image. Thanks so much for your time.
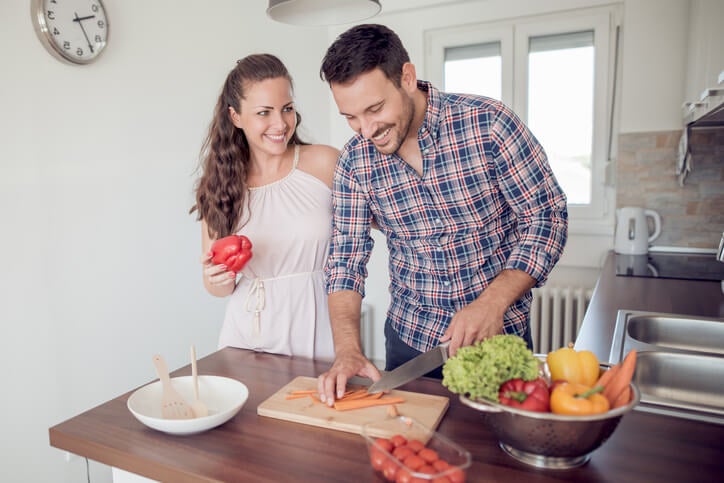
[367,341,451,394]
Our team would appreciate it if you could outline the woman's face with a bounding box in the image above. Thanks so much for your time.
[230,76,296,158]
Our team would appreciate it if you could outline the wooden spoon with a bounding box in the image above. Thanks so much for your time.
[190,345,209,418]
[152,354,194,420]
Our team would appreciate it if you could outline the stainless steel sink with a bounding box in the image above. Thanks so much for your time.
[610,311,724,362]
[610,310,724,424]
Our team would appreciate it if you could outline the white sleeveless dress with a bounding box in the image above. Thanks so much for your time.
[217,145,335,361]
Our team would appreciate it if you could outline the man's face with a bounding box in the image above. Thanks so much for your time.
[330,68,415,156]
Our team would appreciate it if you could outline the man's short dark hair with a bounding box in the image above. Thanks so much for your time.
[320,24,410,87]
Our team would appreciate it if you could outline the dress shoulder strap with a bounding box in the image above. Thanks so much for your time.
[292,144,300,169]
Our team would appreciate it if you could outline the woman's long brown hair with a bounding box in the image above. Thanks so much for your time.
[191,54,307,238]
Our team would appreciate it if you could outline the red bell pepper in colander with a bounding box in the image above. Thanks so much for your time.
[210,235,253,273]
[498,377,550,412]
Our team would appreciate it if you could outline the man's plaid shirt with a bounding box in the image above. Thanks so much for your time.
[325,81,568,352]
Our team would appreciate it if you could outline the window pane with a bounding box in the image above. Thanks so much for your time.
[444,42,502,100]
[528,31,594,205]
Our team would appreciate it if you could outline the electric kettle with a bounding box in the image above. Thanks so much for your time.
[614,207,662,255]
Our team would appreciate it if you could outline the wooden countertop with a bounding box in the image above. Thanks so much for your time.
[50,345,724,482]
[576,251,724,362]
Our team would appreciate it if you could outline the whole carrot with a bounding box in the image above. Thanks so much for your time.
[603,349,637,406]
[613,385,632,408]
[595,363,620,389]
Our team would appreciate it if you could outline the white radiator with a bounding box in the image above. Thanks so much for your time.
[530,286,593,354]
[360,303,374,360]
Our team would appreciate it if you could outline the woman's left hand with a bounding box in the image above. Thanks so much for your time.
[201,252,236,289]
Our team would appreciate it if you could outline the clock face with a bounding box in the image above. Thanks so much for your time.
[32,0,109,65]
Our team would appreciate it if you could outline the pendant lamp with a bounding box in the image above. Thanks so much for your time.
[267,0,382,26]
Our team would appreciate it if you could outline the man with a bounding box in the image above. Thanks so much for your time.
[317,24,567,405]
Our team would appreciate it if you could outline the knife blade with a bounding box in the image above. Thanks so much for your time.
[367,341,451,394]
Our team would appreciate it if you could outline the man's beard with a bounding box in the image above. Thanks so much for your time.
[371,91,415,155]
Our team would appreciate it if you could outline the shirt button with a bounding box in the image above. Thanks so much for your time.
[443,281,451,287]
[435,218,442,224]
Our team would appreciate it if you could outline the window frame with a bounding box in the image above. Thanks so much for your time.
[424,7,620,232]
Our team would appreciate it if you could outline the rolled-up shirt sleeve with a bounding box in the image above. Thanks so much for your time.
[489,102,569,285]
[325,151,375,296]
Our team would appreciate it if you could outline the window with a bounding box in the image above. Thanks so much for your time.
[426,8,618,229]
[527,31,594,205]
[444,42,502,100]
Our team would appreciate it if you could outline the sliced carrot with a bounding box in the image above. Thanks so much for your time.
[285,393,313,400]
[309,394,322,404]
[612,385,632,408]
[289,390,318,395]
[334,397,405,411]
[595,363,620,388]
[337,389,370,401]
[603,349,637,406]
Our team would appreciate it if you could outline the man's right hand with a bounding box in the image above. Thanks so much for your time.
[317,349,381,407]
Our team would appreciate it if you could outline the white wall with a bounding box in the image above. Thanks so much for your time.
[0,1,331,482]
[0,0,698,481]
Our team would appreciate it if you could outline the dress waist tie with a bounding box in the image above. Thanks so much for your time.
[244,270,322,336]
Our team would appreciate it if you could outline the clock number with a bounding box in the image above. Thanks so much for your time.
[97,20,105,29]
[47,10,55,20]
[63,41,70,50]
[95,34,102,43]
[53,27,60,36]
[50,0,57,3]
[76,47,84,56]
[92,4,99,13]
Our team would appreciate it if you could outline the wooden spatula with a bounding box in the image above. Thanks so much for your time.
[190,345,209,418]
[152,354,194,420]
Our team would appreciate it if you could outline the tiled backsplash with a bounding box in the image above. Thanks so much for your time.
[617,128,724,249]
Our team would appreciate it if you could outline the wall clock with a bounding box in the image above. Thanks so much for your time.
[31,0,109,65]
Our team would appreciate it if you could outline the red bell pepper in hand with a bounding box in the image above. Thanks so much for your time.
[498,377,550,412]
[210,235,252,273]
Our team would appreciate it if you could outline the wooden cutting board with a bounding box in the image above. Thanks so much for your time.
[257,376,449,435]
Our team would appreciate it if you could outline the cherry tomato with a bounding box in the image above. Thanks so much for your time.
[390,434,408,448]
[432,459,450,472]
[406,439,425,453]
[382,460,399,481]
[417,465,436,475]
[395,468,413,483]
[403,454,425,471]
[447,467,466,483]
[393,446,415,461]
[418,448,439,463]
[376,437,394,453]
[370,448,387,471]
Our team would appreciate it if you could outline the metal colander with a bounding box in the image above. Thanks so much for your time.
[460,377,640,469]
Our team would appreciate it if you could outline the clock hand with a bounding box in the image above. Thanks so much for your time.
[73,12,95,53]
[73,14,96,22]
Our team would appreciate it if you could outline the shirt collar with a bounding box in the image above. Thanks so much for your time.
[417,80,442,142]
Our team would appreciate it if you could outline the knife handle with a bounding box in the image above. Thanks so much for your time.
[439,340,451,362]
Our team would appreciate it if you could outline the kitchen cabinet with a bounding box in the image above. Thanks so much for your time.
[683,0,724,126]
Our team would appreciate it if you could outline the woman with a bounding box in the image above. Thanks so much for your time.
[192,54,338,360]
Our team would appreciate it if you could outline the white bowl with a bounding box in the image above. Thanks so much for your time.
[127,375,248,435]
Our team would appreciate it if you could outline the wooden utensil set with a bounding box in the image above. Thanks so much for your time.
[152,346,208,420]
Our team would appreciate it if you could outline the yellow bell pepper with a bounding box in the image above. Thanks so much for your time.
[547,346,600,386]
[550,383,610,415]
